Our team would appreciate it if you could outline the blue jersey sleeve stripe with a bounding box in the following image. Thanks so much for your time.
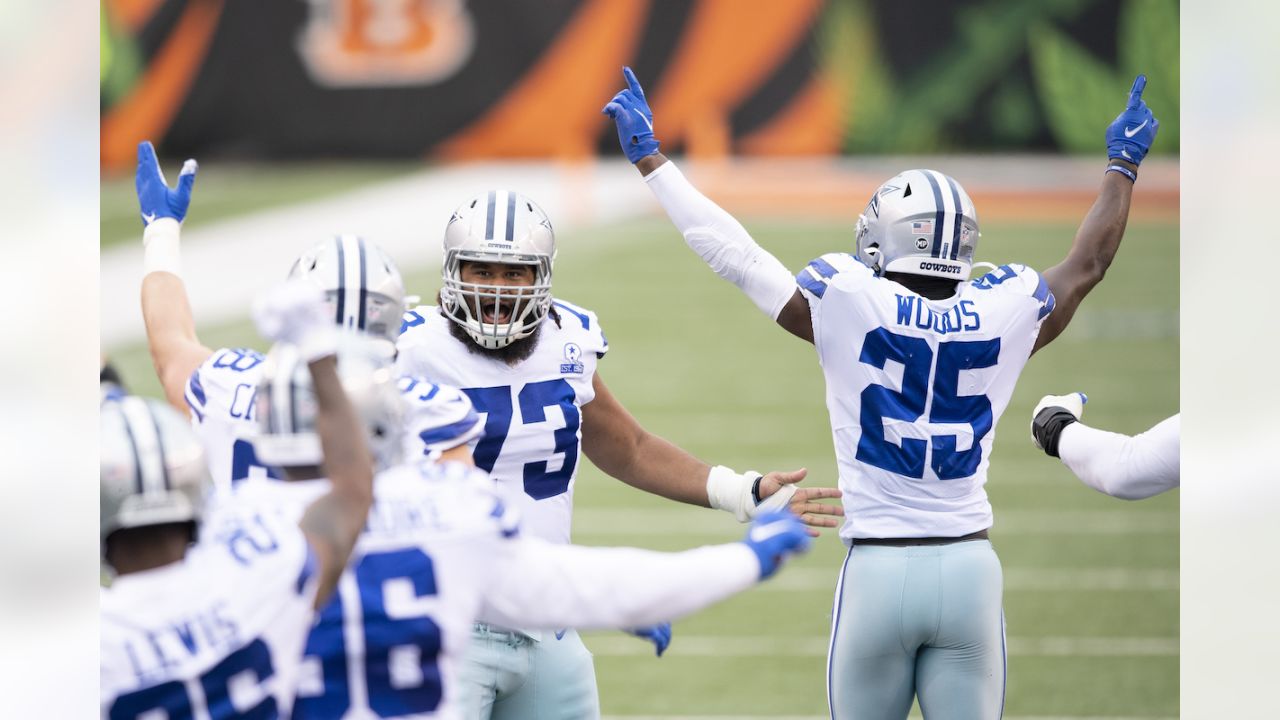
[186,368,206,408]
[1038,290,1056,320]
[1031,271,1052,305]
[807,257,840,279]
[418,414,485,448]
[796,268,828,298]
[552,301,590,330]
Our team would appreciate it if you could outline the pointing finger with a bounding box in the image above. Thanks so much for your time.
[1128,74,1147,109]
[623,66,645,99]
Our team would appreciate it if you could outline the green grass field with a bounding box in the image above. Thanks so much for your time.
[103,200,1178,718]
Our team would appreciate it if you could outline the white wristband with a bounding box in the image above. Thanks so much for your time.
[706,465,761,523]
[142,218,182,276]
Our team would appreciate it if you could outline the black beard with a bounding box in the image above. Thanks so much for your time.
[443,307,544,365]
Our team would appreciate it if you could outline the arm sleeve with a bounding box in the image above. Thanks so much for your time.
[644,161,797,320]
[1058,414,1180,499]
[477,537,759,630]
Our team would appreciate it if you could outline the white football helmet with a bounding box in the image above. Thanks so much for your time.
[253,335,404,471]
[288,235,407,348]
[855,169,979,280]
[101,396,211,559]
[440,190,555,349]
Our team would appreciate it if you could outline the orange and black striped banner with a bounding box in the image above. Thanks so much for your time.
[100,0,1177,170]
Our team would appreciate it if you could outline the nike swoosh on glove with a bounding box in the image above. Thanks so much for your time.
[1105,75,1160,165]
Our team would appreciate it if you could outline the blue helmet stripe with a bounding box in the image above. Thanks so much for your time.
[333,236,346,326]
[356,236,368,331]
[485,190,497,240]
[505,191,517,241]
[923,171,946,258]
[944,174,964,260]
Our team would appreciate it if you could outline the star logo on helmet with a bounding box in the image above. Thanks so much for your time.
[448,211,463,225]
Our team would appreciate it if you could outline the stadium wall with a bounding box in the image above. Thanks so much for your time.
[101,0,1178,170]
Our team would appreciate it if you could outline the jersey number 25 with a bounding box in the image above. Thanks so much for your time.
[857,328,999,481]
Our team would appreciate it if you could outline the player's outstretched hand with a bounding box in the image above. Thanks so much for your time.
[626,623,672,657]
[755,468,843,536]
[136,140,198,228]
[742,511,812,580]
[1105,75,1159,166]
[601,66,660,163]
[1030,392,1088,457]
[253,280,338,363]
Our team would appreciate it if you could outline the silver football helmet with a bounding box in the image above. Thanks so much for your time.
[253,335,404,471]
[855,169,980,281]
[440,190,555,349]
[288,235,407,348]
[101,396,211,557]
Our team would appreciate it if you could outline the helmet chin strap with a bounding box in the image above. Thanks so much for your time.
[970,261,998,278]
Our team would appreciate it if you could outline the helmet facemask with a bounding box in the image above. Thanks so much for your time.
[441,253,552,350]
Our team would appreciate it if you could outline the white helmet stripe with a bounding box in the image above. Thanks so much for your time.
[119,396,168,495]
[489,190,510,242]
[922,170,947,258]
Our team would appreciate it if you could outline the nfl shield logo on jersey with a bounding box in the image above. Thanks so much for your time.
[561,343,584,374]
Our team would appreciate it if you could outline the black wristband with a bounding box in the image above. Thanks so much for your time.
[750,475,764,505]
[1032,407,1079,458]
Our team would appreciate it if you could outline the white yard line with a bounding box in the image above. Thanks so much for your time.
[585,635,1177,658]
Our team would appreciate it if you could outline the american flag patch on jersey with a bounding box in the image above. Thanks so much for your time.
[912,220,934,235]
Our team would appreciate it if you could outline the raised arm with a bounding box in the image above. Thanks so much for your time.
[580,372,841,533]
[1034,75,1159,353]
[478,511,811,630]
[135,141,214,411]
[602,68,813,342]
[253,282,375,608]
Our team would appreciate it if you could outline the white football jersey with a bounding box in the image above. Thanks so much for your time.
[213,463,756,720]
[395,301,608,545]
[184,347,483,496]
[797,254,1055,539]
[100,512,318,719]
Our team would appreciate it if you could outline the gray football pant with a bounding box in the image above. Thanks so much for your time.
[827,540,1005,720]
[457,625,600,720]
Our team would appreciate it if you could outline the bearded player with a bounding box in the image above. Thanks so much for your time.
[395,192,843,718]
[217,283,815,720]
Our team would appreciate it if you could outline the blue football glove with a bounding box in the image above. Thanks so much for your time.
[742,510,812,580]
[627,623,672,657]
[136,140,198,227]
[601,66,660,163]
[1105,75,1159,166]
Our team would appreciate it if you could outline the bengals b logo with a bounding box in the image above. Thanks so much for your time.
[297,0,475,87]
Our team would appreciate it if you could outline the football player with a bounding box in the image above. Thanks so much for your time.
[133,141,482,493]
[605,68,1160,719]
[396,190,843,718]
[1031,392,1180,499]
[216,285,815,720]
[100,290,376,719]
